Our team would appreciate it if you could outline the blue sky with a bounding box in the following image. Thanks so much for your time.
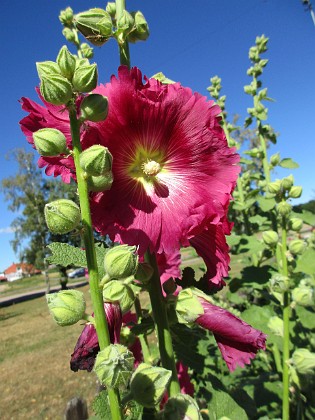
[0,0,314,272]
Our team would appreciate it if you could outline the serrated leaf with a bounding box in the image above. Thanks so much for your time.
[294,247,315,275]
[92,390,111,420]
[47,242,87,267]
[279,158,299,169]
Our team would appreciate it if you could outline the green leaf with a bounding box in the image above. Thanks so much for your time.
[226,234,242,247]
[292,210,315,227]
[257,196,276,212]
[295,306,315,330]
[248,215,268,226]
[237,235,265,255]
[47,242,87,267]
[208,388,248,420]
[279,158,299,169]
[294,247,315,275]
[92,390,111,420]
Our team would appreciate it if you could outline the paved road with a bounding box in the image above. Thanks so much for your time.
[0,280,88,308]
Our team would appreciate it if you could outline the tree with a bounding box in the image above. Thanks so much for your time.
[1,148,80,292]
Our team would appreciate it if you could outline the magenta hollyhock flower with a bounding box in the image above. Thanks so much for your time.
[70,302,121,372]
[196,298,267,372]
[160,361,195,407]
[20,66,239,290]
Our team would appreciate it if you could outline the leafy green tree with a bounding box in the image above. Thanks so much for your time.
[1,148,80,292]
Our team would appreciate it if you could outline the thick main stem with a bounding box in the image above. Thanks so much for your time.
[115,0,131,68]
[145,252,181,397]
[280,215,290,420]
[68,106,122,420]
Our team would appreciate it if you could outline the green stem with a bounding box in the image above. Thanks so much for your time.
[259,129,271,184]
[115,0,131,68]
[271,344,283,374]
[68,105,123,420]
[134,297,153,363]
[145,251,181,397]
[280,215,290,420]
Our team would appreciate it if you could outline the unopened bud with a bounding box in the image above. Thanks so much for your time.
[289,239,305,255]
[56,45,76,80]
[162,394,202,420]
[45,199,81,234]
[75,58,90,69]
[277,201,292,217]
[103,281,135,314]
[281,175,294,191]
[262,230,279,247]
[117,10,134,35]
[46,290,86,326]
[94,344,134,389]
[270,152,281,166]
[128,11,149,43]
[106,2,116,17]
[36,61,61,79]
[80,144,112,176]
[86,172,113,192]
[80,43,94,59]
[176,289,204,323]
[289,218,303,232]
[33,128,68,157]
[40,74,73,105]
[292,348,315,375]
[72,64,98,93]
[75,8,112,46]
[80,94,109,122]
[289,186,303,199]
[130,363,171,408]
[135,262,153,285]
[59,7,74,26]
[292,285,314,307]
[62,28,77,44]
[267,180,281,194]
[104,245,138,280]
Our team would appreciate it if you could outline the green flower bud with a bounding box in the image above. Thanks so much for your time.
[80,43,94,59]
[106,2,116,17]
[289,217,303,232]
[151,72,176,85]
[33,128,68,157]
[75,8,112,46]
[86,172,113,192]
[130,363,172,408]
[75,58,90,69]
[270,152,281,166]
[40,74,73,105]
[117,10,135,35]
[262,230,279,247]
[267,180,281,194]
[36,61,62,79]
[56,45,76,80]
[289,186,303,199]
[135,262,153,285]
[104,245,138,280]
[62,28,77,44]
[80,94,109,122]
[292,348,315,375]
[267,316,283,337]
[289,239,306,255]
[292,285,314,307]
[72,64,98,93]
[46,290,86,326]
[128,11,149,43]
[80,144,112,176]
[269,273,289,293]
[162,394,202,420]
[103,281,135,314]
[94,344,134,389]
[281,175,294,191]
[44,199,81,234]
[277,201,292,217]
[59,7,74,26]
[176,289,204,323]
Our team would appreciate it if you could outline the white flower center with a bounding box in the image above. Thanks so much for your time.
[142,160,161,177]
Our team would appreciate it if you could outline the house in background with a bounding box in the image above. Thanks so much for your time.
[4,263,41,282]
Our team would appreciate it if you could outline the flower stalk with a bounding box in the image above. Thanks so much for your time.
[145,251,181,397]
[280,215,290,420]
[68,104,123,420]
[115,0,131,68]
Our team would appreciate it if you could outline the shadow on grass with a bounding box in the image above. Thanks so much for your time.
[0,311,22,321]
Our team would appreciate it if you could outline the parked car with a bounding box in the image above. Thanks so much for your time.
[67,268,86,279]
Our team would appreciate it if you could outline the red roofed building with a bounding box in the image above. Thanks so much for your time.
[4,263,41,282]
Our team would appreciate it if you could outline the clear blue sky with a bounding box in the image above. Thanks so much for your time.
[0,0,314,272]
